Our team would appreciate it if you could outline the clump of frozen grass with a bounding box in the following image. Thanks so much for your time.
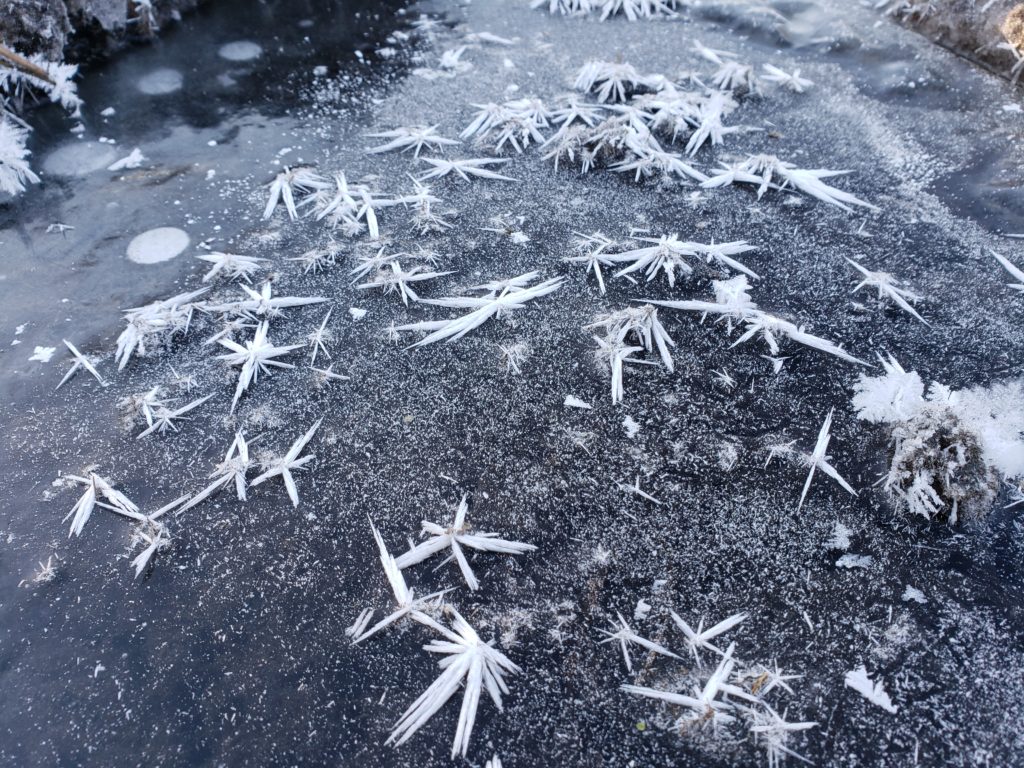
[395,494,537,590]
[532,0,678,21]
[852,355,1024,523]
[115,288,209,370]
[586,304,676,395]
[461,98,553,153]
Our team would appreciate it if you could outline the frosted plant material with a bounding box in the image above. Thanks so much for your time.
[394,494,537,591]
[0,119,39,195]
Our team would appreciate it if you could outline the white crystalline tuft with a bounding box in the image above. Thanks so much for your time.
[844,665,897,713]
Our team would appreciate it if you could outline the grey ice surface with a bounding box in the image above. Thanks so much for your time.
[1,1,1023,767]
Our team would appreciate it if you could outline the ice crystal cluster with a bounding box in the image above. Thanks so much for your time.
[0,47,82,195]
[852,356,1024,523]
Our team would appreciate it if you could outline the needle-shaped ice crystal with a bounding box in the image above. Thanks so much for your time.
[671,611,746,664]
[366,124,459,157]
[795,408,858,510]
[387,608,521,759]
[991,249,1024,292]
[177,432,253,513]
[136,394,213,438]
[217,320,301,411]
[195,251,269,283]
[417,157,517,182]
[56,339,106,390]
[250,418,322,508]
[351,519,451,644]
[762,64,813,93]
[263,165,331,220]
[394,494,536,591]
[845,257,927,324]
[396,272,563,348]
[599,611,679,672]
[63,473,138,538]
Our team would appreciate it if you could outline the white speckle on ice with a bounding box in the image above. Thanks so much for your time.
[218,41,263,62]
[845,665,898,713]
[127,227,190,264]
[15,324,26,335]
[93,663,105,678]
[349,308,367,321]
[313,65,329,77]
[564,395,591,409]
[30,346,56,363]
[100,107,116,117]
[836,553,873,569]
[827,521,853,550]
[902,585,927,603]
[633,600,651,621]
[107,148,146,172]
[137,68,184,95]
[623,415,640,438]
[43,142,118,176]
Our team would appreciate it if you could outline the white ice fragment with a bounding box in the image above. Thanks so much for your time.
[634,599,652,621]
[30,346,56,362]
[844,666,897,713]
[107,148,146,172]
[835,554,873,569]
[901,585,927,604]
[100,107,116,117]
[564,395,592,409]
[827,521,852,551]
[623,415,640,438]
[349,307,367,320]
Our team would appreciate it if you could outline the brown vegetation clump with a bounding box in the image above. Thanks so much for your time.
[1003,4,1024,49]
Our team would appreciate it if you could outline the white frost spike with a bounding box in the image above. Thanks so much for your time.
[846,257,928,324]
[991,249,1024,292]
[307,310,333,365]
[206,281,327,320]
[128,494,189,578]
[351,519,450,644]
[115,288,209,370]
[592,335,654,404]
[702,154,878,213]
[586,304,676,372]
[797,409,858,510]
[844,665,897,713]
[195,251,269,283]
[177,432,253,513]
[365,124,459,157]
[263,166,330,220]
[217,321,301,412]
[749,705,818,768]
[762,64,814,93]
[418,157,517,182]
[387,608,521,759]
[0,119,40,195]
[396,273,563,348]
[671,611,746,663]
[250,418,322,508]
[564,231,616,294]
[136,394,214,438]
[574,60,650,103]
[617,476,662,505]
[63,473,139,538]
[394,494,537,591]
[622,642,738,727]
[357,261,454,306]
[56,339,106,390]
[598,612,679,672]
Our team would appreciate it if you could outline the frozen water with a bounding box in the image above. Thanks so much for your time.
[136,67,184,95]
[41,141,118,176]
[126,227,190,264]
[218,41,263,62]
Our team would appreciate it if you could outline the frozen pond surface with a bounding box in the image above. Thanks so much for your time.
[1,0,1023,766]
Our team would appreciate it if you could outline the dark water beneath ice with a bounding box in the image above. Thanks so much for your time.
[1,1,1023,767]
